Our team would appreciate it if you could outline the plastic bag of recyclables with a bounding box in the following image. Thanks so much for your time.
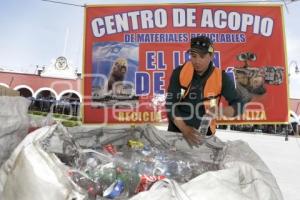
[0,96,55,167]
[0,122,283,200]
[0,96,31,167]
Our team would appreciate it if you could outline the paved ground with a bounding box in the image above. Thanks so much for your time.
[156,125,300,200]
[216,130,300,200]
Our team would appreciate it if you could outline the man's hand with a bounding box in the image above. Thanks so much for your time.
[181,125,203,146]
[172,116,203,146]
[206,106,218,118]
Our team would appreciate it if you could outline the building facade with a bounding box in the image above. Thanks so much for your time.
[0,57,81,115]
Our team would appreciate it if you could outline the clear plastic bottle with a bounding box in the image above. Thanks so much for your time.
[198,114,213,136]
[68,169,103,200]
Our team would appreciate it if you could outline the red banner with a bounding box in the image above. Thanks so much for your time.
[83,4,288,124]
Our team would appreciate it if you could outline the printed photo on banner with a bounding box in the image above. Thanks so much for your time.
[233,51,284,104]
[91,42,139,108]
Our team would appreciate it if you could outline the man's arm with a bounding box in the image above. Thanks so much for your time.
[165,68,202,145]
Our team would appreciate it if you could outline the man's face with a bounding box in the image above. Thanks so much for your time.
[190,52,213,75]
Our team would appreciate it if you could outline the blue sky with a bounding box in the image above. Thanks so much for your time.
[1,0,300,96]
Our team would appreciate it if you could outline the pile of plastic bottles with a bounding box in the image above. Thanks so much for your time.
[66,140,213,200]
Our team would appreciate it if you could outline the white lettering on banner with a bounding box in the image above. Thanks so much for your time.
[92,9,168,38]
[260,17,273,36]
[228,12,241,30]
[92,18,105,37]
[214,10,227,29]
[154,9,168,28]
[173,8,196,27]
[115,13,130,32]
[140,10,154,29]
[91,8,274,38]
[201,9,274,37]
[129,11,140,30]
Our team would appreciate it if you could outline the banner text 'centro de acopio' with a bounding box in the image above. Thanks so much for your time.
[83,4,288,124]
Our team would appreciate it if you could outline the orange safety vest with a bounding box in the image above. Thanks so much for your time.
[179,61,222,134]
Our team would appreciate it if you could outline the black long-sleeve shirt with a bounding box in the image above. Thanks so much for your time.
[165,62,244,133]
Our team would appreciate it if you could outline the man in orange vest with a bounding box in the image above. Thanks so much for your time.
[166,35,243,145]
